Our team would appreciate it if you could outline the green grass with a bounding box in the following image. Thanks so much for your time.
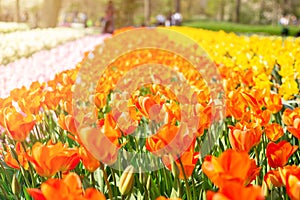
[182,20,300,36]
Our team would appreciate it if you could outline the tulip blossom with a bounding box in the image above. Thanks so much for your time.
[4,142,28,170]
[3,106,36,142]
[264,170,284,189]
[283,108,300,139]
[278,165,300,185]
[162,149,199,180]
[286,168,300,200]
[266,141,298,168]
[26,141,80,177]
[27,172,106,200]
[78,126,119,166]
[264,123,284,141]
[264,93,282,113]
[228,121,262,152]
[207,181,264,200]
[146,123,195,157]
[58,114,79,140]
[202,149,260,188]
[78,146,100,172]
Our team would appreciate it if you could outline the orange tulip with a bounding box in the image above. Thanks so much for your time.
[282,108,300,127]
[197,103,212,137]
[162,149,199,180]
[58,114,78,135]
[27,172,106,200]
[78,146,101,172]
[0,97,12,127]
[251,109,271,127]
[58,114,80,143]
[202,149,260,188]
[4,142,28,170]
[264,93,282,113]
[226,90,248,120]
[266,141,298,168]
[240,92,261,115]
[101,113,122,144]
[3,106,36,142]
[207,182,264,200]
[146,123,195,157]
[94,92,108,109]
[26,141,80,177]
[287,121,300,140]
[264,123,284,141]
[286,169,300,200]
[42,91,62,111]
[282,108,300,139]
[17,86,43,115]
[264,170,284,189]
[228,121,262,152]
[278,165,300,185]
[78,126,119,166]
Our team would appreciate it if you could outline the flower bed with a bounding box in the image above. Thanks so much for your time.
[0,27,87,65]
[0,22,29,34]
[0,27,300,200]
[0,34,108,98]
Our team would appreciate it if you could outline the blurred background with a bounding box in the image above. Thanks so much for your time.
[1,0,300,29]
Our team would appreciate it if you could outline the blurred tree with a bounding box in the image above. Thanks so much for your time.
[0,0,2,20]
[175,0,180,13]
[219,0,225,21]
[183,0,193,19]
[235,0,241,22]
[39,0,62,27]
[119,0,139,26]
[258,0,265,23]
[15,0,20,22]
[144,0,151,25]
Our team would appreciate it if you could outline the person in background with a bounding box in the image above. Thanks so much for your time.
[156,14,166,26]
[279,14,289,36]
[102,0,115,34]
[171,12,182,26]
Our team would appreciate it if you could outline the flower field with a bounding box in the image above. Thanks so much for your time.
[0,26,300,200]
[0,34,108,98]
[1,27,87,65]
[0,22,29,34]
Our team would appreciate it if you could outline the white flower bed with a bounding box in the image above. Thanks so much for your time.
[0,27,86,65]
[0,34,109,98]
[0,22,29,33]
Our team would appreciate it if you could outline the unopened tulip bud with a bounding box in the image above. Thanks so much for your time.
[12,174,20,195]
[119,165,135,195]
[146,175,151,191]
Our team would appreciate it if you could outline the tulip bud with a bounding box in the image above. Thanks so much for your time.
[146,175,151,191]
[119,165,135,195]
[12,174,20,195]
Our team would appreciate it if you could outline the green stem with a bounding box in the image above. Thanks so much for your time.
[178,157,192,200]
[100,164,113,200]
[110,168,118,196]
[191,174,196,200]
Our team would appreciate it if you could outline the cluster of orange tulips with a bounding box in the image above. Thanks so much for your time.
[0,26,300,200]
